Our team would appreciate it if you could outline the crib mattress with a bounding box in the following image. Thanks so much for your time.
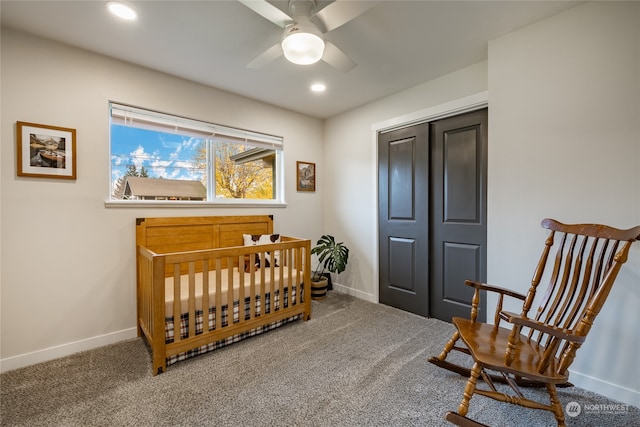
[164,266,301,317]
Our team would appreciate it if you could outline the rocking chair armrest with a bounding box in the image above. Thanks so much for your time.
[464,280,526,301]
[499,311,586,344]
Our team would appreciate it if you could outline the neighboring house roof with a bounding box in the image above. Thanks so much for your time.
[124,176,206,199]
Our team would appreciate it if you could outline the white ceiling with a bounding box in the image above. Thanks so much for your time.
[1,0,580,119]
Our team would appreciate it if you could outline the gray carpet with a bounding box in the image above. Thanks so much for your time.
[1,292,638,427]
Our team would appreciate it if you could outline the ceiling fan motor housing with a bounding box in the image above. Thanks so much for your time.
[289,0,317,18]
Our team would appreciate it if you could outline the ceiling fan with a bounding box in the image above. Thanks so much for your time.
[239,0,379,72]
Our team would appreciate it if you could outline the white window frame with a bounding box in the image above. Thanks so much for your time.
[106,102,286,207]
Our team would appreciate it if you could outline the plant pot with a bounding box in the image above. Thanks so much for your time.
[321,272,333,291]
[311,277,329,300]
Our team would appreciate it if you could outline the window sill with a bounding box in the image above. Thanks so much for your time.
[104,199,288,208]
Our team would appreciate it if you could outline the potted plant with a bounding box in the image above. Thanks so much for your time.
[310,235,349,300]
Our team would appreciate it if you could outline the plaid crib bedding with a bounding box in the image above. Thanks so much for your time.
[165,285,303,365]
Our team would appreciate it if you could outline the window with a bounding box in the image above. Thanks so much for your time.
[109,102,284,203]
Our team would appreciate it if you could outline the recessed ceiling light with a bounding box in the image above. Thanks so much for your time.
[311,83,326,93]
[107,2,138,21]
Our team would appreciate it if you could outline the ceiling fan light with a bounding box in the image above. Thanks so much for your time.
[282,32,325,65]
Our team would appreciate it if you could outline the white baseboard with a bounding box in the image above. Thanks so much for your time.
[0,327,138,373]
[569,370,640,408]
[332,282,376,303]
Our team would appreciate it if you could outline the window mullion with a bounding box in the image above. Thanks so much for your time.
[207,139,215,201]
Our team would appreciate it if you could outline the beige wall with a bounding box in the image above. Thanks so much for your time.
[487,1,639,406]
[0,28,324,368]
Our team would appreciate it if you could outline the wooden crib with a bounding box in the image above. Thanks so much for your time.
[136,215,311,375]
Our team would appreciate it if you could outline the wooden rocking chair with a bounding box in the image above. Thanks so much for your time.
[428,218,640,427]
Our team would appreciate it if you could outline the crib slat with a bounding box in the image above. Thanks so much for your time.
[289,249,300,307]
[297,247,302,305]
[238,255,245,324]
[288,248,292,307]
[215,258,222,330]
[202,259,210,332]
[173,263,181,342]
[249,257,256,319]
[188,262,196,338]
[260,252,266,315]
[290,247,296,305]
[278,249,284,310]
[269,251,276,311]
[227,256,233,325]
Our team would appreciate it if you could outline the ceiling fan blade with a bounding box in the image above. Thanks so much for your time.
[238,0,292,28]
[247,43,283,69]
[322,41,356,73]
[315,0,381,32]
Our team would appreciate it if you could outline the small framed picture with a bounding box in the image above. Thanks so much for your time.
[17,121,77,180]
[296,161,315,192]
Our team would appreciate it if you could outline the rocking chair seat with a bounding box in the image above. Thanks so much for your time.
[452,317,568,384]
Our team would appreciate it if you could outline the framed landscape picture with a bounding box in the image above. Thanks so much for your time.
[296,161,315,192]
[17,121,77,180]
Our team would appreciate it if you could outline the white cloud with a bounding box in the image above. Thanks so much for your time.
[130,145,151,169]
[150,159,171,178]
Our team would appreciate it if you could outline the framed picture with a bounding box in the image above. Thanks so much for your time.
[296,161,316,192]
[17,121,77,180]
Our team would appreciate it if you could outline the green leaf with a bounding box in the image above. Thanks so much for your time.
[311,234,349,276]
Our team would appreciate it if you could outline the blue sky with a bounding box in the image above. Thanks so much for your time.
[110,125,204,185]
